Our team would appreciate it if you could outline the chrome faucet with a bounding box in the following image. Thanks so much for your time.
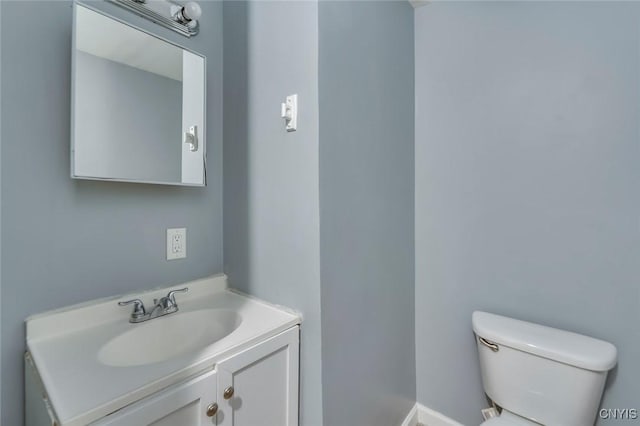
[118,288,188,323]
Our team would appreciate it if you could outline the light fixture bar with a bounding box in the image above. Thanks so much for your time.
[107,0,199,37]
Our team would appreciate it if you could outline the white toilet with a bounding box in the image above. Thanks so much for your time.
[472,311,617,426]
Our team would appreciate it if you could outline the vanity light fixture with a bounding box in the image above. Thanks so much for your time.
[107,0,202,37]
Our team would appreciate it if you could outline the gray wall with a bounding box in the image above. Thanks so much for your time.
[318,1,416,425]
[0,1,223,424]
[0,1,3,419]
[74,51,182,182]
[415,2,640,424]
[222,2,323,425]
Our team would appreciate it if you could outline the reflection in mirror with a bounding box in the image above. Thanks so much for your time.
[72,4,206,186]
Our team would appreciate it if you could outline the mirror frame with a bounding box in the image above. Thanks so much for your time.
[70,1,207,186]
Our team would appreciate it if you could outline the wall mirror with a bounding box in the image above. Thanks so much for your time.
[71,3,206,186]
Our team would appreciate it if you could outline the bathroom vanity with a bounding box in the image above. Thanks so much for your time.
[25,275,300,426]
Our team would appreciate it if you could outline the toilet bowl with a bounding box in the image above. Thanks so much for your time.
[473,311,617,426]
[480,410,539,426]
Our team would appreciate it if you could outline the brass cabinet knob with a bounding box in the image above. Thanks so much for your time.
[206,402,218,417]
[223,386,234,400]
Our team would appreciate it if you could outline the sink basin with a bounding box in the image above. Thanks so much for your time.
[98,309,242,367]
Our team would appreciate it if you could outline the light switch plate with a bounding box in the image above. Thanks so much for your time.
[167,228,186,260]
[281,94,298,132]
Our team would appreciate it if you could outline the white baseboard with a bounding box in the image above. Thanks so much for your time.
[400,404,419,426]
[401,403,465,426]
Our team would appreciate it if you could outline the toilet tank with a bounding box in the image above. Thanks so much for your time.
[472,312,617,426]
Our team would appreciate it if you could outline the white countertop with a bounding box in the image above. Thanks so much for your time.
[26,274,301,426]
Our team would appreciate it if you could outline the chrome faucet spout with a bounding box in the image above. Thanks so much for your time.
[147,299,165,317]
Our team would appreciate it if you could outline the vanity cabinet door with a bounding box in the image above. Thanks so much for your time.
[217,326,299,426]
[92,370,218,426]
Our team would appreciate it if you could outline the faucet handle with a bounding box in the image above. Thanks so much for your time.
[167,288,188,306]
[118,299,146,320]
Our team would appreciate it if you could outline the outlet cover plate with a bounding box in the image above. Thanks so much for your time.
[167,228,186,260]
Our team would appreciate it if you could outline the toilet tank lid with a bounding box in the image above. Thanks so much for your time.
[472,311,617,372]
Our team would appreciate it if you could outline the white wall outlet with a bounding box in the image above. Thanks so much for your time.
[167,228,187,260]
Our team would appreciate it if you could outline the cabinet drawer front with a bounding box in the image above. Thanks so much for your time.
[92,370,217,426]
